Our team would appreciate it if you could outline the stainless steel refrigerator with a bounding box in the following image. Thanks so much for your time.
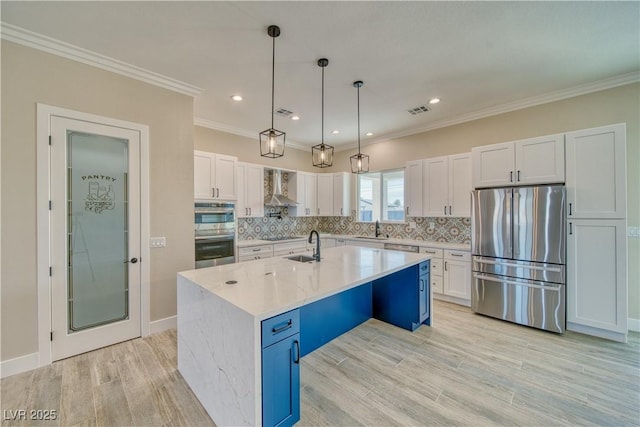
[471,185,566,333]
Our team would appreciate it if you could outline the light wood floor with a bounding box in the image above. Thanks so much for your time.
[2,301,639,426]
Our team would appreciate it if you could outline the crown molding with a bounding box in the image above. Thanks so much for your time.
[1,22,203,97]
[336,71,640,152]
[194,117,309,151]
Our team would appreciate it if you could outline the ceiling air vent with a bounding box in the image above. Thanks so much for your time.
[275,108,294,118]
[407,104,431,115]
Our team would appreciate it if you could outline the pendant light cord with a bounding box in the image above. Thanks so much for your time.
[271,35,275,130]
[357,84,361,153]
[321,65,325,145]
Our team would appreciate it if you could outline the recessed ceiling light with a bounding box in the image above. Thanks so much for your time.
[429,98,440,104]
[331,130,340,134]
[366,132,373,136]
[231,95,243,101]
[291,116,300,121]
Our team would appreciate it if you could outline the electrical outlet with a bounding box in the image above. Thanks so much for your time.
[409,221,417,229]
[150,237,166,248]
[429,222,435,228]
[628,227,640,238]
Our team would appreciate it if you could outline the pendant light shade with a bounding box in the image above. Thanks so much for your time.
[260,25,285,158]
[312,58,334,168]
[350,80,370,174]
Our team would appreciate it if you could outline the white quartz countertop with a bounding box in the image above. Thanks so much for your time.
[236,234,470,251]
[179,246,431,321]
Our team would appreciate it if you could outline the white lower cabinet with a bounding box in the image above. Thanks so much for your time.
[272,241,310,257]
[238,244,273,262]
[421,247,470,306]
[567,219,627,342]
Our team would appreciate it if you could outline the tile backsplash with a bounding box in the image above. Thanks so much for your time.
[248,169,471,243]
[238,210,471,244]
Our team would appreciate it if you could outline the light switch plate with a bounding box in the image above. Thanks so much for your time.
[628,227,640,238]
[150,237,166,247]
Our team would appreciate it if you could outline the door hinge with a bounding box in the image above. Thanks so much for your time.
[50,332,53,341]
[49,266,52,276]
[48,135,52,146]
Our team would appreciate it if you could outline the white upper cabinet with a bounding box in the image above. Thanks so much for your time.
[316,174,334,216]
[290,171,317,217]
[194,150,237,200]
[405,160,423,217]
[448,153,472,217]
[332,172,351,217]
[423,153,471,217]
[565,123,626,219]
[472,134,564,188]
[515,134,565,185]
[423,156,449,217]
[236,162,264,218]
[472,141,514,188]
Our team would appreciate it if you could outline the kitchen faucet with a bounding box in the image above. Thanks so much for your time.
[375,220,381,237]
[308,230,321,262]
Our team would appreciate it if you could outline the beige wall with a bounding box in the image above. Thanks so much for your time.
[1,41,195,361]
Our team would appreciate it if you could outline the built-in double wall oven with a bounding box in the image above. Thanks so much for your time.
[195,202,235,268]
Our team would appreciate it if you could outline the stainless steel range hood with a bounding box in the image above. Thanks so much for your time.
[264,169,299,207]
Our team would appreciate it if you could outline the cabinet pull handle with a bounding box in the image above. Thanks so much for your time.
[450,253,463,257]
[445,261,448,271]
[217,188,220,198]
[510,171,513,182]
[252,248,261,252]
[406,206,410,215]
[517,170,521,182]
[569,222,573,235]
[272,320,292,334]
[444,206,447,215]
[424,250,436,254]
[212,187,215,197]
[449,205,452,215]
[249,207,252,216]
[341,208,343,215]
[420,279,425,292]
[569,203,572,216]
[293,340,300,364]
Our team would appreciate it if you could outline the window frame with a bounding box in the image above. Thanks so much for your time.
[356,168,405,224]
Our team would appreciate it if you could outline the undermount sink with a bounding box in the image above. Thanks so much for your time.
[356,236,388,240]
[284,254,316,263]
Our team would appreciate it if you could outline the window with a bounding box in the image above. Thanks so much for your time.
[357,169,405,222]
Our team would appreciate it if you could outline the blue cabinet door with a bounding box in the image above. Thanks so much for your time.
[262,333,300,427]
[419,261,430,325]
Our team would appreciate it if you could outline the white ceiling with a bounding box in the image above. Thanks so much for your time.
[2,1,639,150]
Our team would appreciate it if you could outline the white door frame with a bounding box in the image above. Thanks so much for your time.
[36,103,150,366]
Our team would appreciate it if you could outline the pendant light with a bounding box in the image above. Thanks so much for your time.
[259,25,285,158]
[312,58,334,168]
[350,80,369,173]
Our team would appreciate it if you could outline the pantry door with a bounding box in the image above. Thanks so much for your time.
[49,115,142,361]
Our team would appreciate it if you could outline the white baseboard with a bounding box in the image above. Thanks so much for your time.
[628,318,640,333]
[567,322,628,343]
[0,352,39,379]
[150,315,177,334]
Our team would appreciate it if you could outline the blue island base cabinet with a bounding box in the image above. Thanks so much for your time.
[372,261,430,331]
[262,309,301,427]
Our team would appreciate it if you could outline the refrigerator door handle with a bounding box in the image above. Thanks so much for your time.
[473,273,562,292]
[474,257,563,273]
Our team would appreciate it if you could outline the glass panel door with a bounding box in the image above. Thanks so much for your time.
[67,132,129,331]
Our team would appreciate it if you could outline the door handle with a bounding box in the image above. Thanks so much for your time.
[293,340,300,364]
[125,258,138,264]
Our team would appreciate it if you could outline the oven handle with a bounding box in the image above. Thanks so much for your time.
[473,257,563,273]
[195,234,235,241]
[195,210,234,214]
[473,273,562,291]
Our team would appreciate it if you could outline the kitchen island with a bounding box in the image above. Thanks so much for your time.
[177,246,431,426]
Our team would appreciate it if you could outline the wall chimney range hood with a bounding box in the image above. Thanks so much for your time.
[264,169,299,206]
